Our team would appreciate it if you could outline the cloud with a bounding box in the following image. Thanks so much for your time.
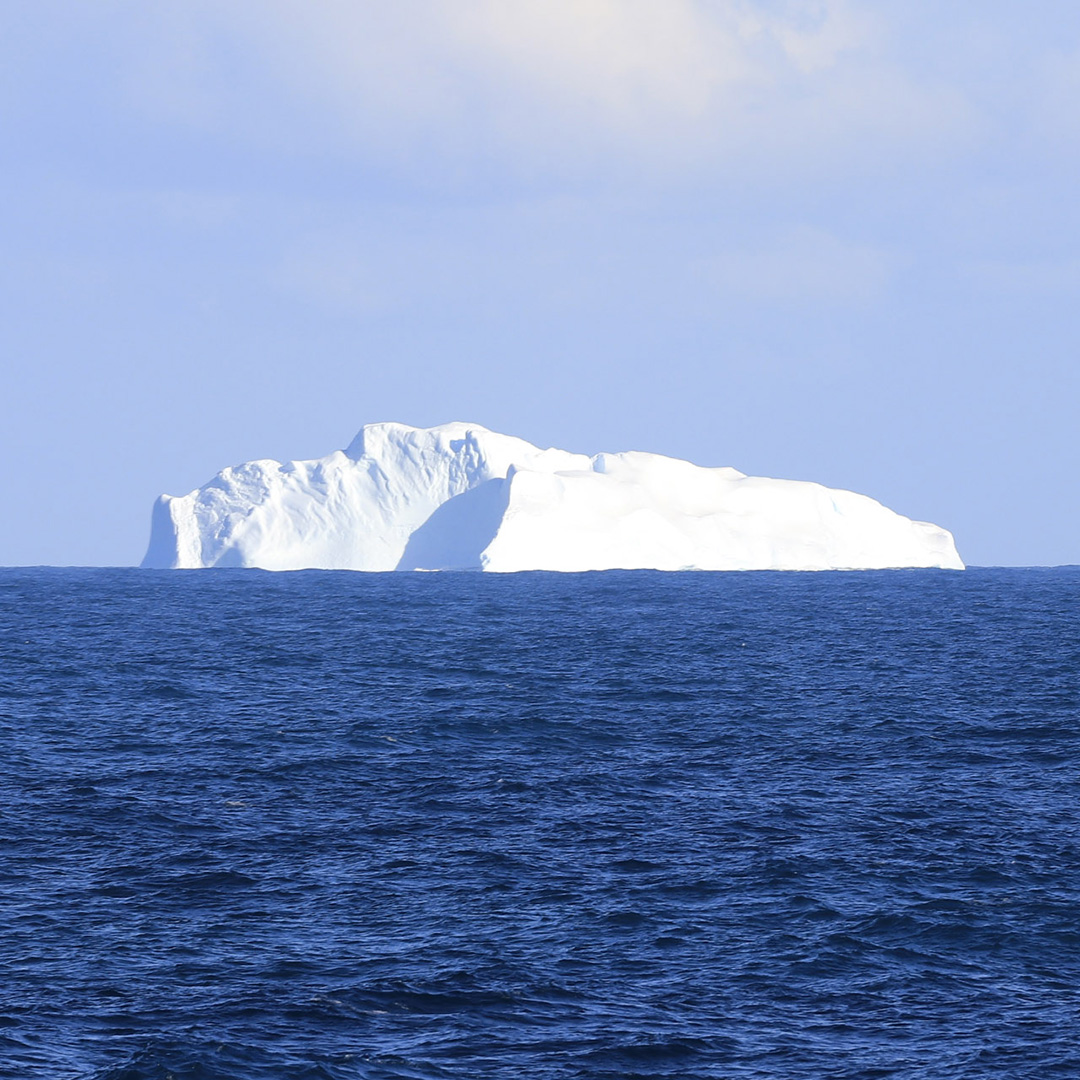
[964,256,1080,296]
[701,226,896,304]
[119,0,974,182]
[271,237,392,316]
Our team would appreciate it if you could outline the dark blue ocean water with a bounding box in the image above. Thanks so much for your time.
[1,567,1079,1079]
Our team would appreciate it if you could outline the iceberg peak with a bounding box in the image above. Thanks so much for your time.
[142,421,964,572]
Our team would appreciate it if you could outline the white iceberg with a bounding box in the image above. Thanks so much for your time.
[141,421,963,571]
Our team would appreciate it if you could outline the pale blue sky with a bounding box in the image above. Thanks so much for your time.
[2,1,1079,566]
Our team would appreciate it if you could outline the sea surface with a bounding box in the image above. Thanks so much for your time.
[1,567,1079,1079]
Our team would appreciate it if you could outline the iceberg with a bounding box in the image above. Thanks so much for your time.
[141,422,964,571]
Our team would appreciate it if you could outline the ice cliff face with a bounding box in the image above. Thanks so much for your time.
[142,422,964,571]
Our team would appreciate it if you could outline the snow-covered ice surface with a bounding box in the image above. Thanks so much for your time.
[142,422,964,571]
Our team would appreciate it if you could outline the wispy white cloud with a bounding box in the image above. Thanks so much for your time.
[964,256,1080,295]
[701,226,896,304]
[271,237,392,316]
[115,0,975,181]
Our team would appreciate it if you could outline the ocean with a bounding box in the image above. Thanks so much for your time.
[1,567,1078,1079]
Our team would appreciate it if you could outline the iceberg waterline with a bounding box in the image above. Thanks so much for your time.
[141,421,964,572]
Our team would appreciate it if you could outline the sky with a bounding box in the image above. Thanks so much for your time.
[2,0,1079,567]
